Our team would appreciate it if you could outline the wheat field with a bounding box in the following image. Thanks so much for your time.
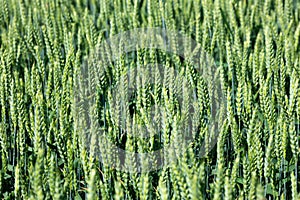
[0,0,299,199]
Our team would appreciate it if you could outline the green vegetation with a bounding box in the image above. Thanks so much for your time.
[0,0,299,199]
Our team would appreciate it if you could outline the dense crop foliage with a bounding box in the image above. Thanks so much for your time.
[0,0,299,199]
